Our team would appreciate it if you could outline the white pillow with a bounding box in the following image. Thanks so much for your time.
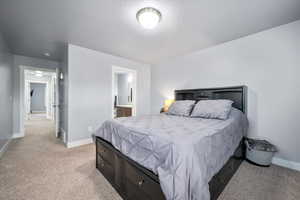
[167,100,195,116]
[190,100,233,120]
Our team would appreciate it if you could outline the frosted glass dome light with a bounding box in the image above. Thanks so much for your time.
[136,7,162,29]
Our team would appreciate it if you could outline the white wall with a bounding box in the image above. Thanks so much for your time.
[30,83,46,112]
[0,32,13,145]
[67,44,151,143]
[151,20,300,163]
[12,55,60,135]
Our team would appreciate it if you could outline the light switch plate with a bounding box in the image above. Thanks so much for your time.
[88,126,93,132]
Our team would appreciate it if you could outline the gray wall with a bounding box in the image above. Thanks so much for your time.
[12,55,60,135]
[0,32,13,147]
[30,83,46,112]
[151,20,300,163]
[67,44,151,142]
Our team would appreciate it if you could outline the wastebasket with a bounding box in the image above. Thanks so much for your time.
[245,138,277,167]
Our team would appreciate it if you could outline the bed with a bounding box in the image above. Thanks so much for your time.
[94,86,248,200]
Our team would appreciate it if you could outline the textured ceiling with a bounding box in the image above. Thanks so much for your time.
[0,0,300,63]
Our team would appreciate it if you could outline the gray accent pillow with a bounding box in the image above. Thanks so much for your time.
[167,100,195,116]
[190,100,233,120]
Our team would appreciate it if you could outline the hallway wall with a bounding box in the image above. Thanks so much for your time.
[0,32,13,150]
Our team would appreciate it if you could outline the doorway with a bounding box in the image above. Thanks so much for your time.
[29,82,47,116]
[112,66,137,118]
[20,66,60,140]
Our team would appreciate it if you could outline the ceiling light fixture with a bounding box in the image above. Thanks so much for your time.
[60,72,64,80]
[44,52,50,57]
[35,70,43,77]
[136,7,162,29]
[35,73,43,77]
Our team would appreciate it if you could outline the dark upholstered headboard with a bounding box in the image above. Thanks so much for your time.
[175,86,247,113]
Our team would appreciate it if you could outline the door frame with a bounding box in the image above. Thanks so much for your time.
[112,66,137,118]
[19,65,58,138]
[54,68,60,138]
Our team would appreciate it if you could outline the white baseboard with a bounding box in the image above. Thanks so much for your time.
[272,157,300,172]
[0,139,12,158]
[59,128,67,144]
[66,138,93,148]
[12,132,24,138]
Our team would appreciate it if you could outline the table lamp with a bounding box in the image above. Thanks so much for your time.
[163,99,175,112]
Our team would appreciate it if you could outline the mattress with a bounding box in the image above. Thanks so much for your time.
[95,108,248,200]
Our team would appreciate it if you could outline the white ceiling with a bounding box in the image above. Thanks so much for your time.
[1,0,300,63]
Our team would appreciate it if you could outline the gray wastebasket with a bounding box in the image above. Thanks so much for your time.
[245,138,277,167]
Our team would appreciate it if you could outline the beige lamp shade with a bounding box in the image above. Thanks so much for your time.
[163,99,175,112]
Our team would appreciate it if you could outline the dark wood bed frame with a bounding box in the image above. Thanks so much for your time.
[96,86,247,200]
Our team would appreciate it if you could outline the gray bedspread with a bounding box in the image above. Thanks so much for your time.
[95,108,248,200]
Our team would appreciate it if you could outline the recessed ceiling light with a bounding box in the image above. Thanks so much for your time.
[136,7,162,29]
[35,70,43,77]
[44,52,50,57]
[35,73,43,77]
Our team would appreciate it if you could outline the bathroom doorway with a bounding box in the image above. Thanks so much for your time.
[112,66,137,118]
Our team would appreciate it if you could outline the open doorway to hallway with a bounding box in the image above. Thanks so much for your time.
[21,67,61,143]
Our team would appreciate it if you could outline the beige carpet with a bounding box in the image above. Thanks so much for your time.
[0,118,299,200]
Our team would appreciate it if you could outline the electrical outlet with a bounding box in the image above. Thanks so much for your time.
[88,126,93,133]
